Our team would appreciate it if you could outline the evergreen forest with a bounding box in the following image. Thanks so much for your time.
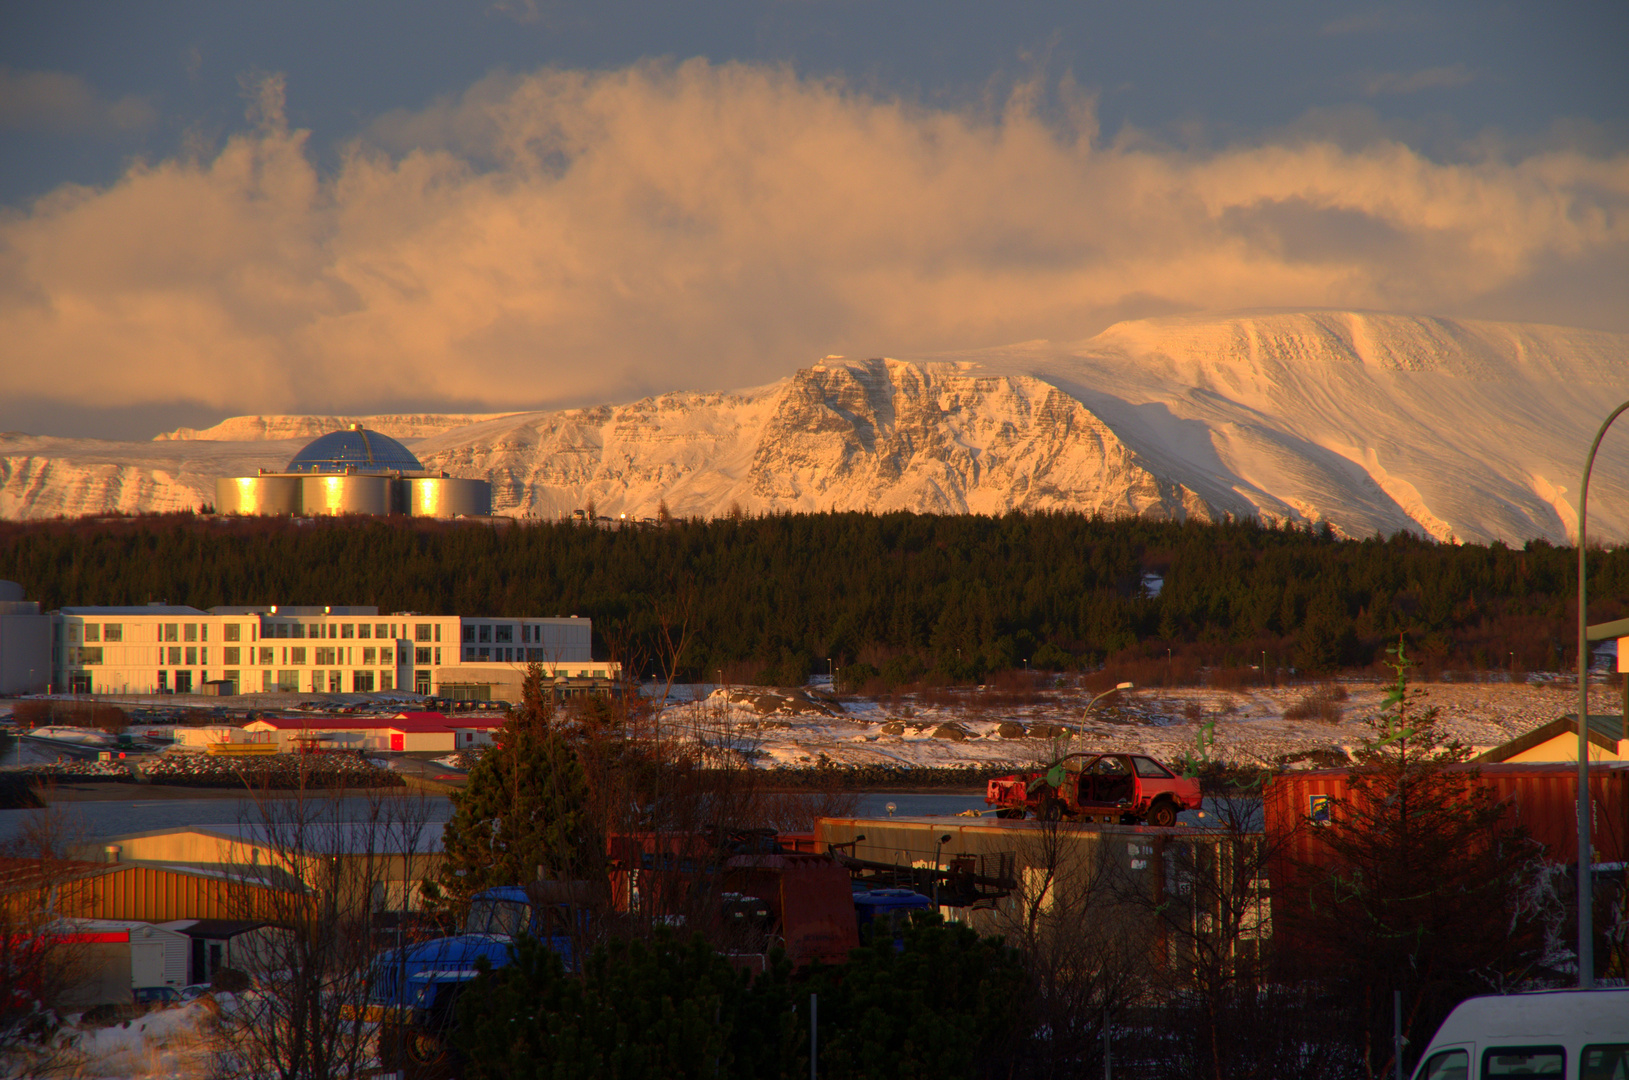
[2,511,1627,685]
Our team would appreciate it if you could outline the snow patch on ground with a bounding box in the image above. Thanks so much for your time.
[659,678,1610,771]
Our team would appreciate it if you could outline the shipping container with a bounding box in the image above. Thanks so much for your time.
[1264,762,1629,873]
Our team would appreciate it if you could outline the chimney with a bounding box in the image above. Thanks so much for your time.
[104,844,121,864]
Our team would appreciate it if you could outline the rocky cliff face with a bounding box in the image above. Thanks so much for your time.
[4,311,1628,544]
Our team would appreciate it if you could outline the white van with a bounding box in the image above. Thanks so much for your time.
[1412,988,1629,1080]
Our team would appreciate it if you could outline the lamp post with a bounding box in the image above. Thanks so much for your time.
[1573,398,1629,989]
[1082,682,1133,722]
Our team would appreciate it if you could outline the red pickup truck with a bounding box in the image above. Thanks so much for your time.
[985,752,1202,827]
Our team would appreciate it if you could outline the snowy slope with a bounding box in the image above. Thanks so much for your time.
[3,310,1627,543]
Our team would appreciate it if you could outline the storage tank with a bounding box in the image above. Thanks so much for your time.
[406,477,491,517]
[300,474,391,516]
[216,475,299,515]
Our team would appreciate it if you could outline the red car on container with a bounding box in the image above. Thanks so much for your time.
[986,752,1203,826]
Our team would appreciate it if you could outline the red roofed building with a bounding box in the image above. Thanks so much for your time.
[243,711,498,753]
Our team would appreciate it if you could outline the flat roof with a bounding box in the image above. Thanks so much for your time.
[58,605,208,615]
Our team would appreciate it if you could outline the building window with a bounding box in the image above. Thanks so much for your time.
[293,624,307,640]
[291,647,307,666]
[185,646,197,666]
[201,647,209,665]
[104,624,122,642]
[415,647,432,665]
[341,623,355,639]
[259,647,274,666]
[84,624,100,642]
[353,671,374,692]
[223,670,239,690]
[262,670,274,692]
[416,624,432,643]
[464,647,475,661]
[381,671,394,692]
[315,647,336,665]
[224,647,241,665]
[164,624,179,642]
[478,625,491,643]
[495,625,513,643]
[363,647,376,666]
[168,646,182,665]
[527,648,542,662]
[176,671,193,693]
[76,647,104,665]
[184,624,198,642]
[434,647,441,666]
[223,623,240,642]
[277,670,299,692]
[434,624,441,643]
[357,623,371,639]
[273,623,288,639]
[200,624,208,642]
[329,671,342,693]
[157,671,168,691]
[463,625,475,643]
[478,647,490,660]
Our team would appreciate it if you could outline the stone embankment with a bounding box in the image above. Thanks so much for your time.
[137,751,404,789]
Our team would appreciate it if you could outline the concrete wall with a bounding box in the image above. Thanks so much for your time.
[0,602,52,694]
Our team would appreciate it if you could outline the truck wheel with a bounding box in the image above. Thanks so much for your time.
[381,1018,459,1080]
[1145,801,1178,828]
[1040,800,1063,822]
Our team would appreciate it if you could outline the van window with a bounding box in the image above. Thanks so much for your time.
[1414,1049,1467,1080]
[1483,1047,1564,1077]
[1582,1044,1629,1080]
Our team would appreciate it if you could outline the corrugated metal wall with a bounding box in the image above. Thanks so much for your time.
[1264,763,1629,872]
[63,865,282,923]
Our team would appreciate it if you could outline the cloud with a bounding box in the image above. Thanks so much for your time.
[1360,64,1475,97]
[0,66,156,133]
[0,60,1626,419]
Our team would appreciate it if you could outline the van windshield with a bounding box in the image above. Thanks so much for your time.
[1414,1049,1467,1080]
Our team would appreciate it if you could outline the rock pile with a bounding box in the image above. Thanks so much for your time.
[140,752,403,789]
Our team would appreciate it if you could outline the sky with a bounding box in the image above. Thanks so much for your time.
[0,2,1625,439]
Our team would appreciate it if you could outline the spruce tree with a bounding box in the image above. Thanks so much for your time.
[429,666,592,914]
[1290,637,1555,1077]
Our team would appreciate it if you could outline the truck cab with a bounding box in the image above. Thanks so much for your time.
[371,884,588,1078]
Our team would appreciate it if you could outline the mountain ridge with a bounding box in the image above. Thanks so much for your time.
[4,310,1627,544]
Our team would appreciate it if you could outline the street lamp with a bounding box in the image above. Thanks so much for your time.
[1082,682,1133,722]
[1573,398,1629,989]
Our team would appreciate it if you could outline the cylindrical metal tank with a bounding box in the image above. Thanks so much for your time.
[300,474,391,516]
[406,477,491,517]
[216,476,299,516]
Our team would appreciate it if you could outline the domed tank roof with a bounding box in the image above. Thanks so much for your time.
[286,425,423,474]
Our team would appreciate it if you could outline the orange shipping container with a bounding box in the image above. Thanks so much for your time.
[1264,762,1629,874]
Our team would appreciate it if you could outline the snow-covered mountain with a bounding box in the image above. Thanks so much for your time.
[4,310,1627,544]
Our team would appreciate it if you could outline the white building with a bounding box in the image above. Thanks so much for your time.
[37,601,616,699]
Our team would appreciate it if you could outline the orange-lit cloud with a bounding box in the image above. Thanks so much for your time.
[1,60,1625,416]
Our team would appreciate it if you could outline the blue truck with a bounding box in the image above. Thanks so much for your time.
[369,872,934,1077]
[371,882,590,1078]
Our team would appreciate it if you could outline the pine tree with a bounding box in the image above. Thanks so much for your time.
[429,666,592,914]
